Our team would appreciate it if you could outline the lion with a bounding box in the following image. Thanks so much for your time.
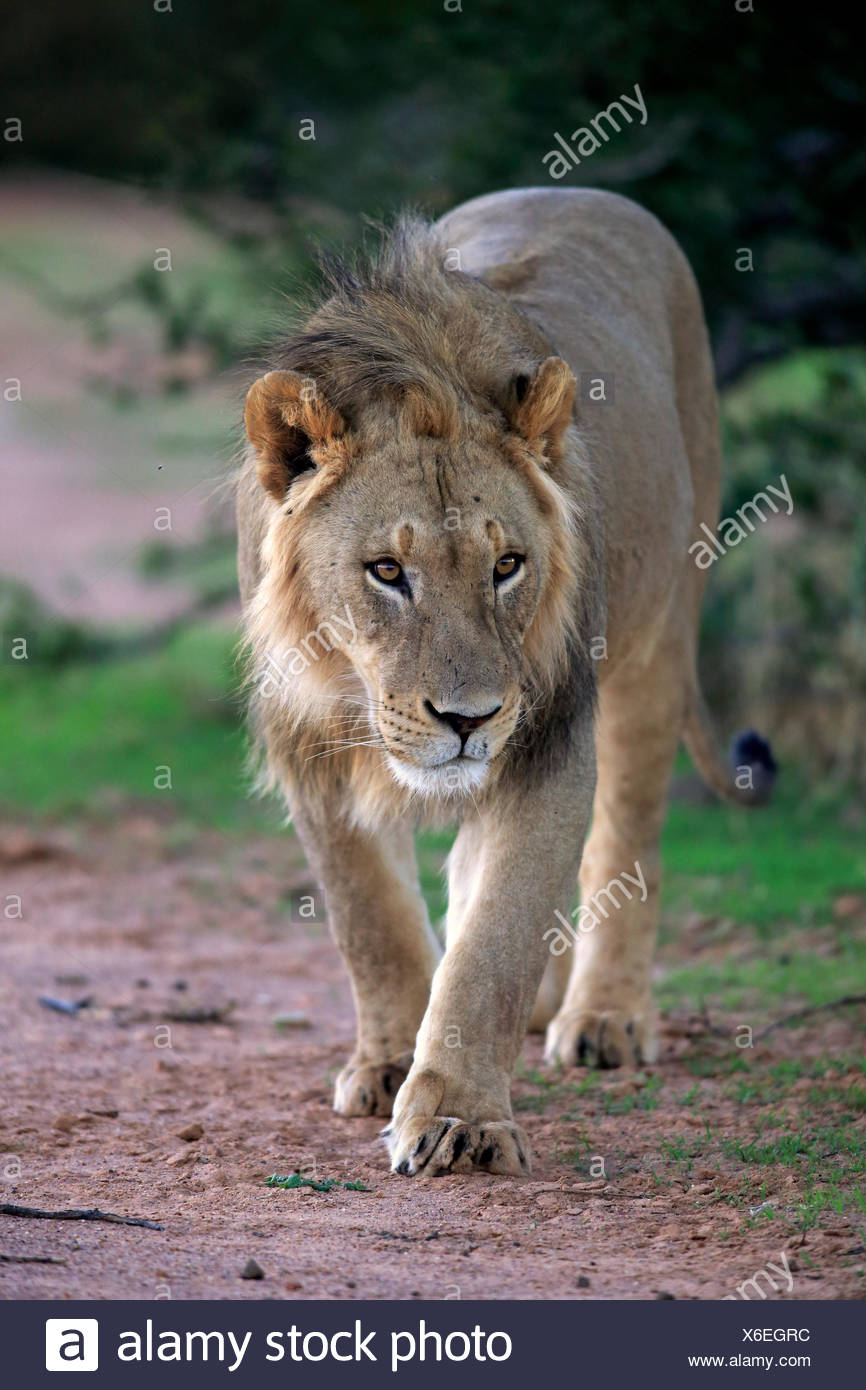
[237,187,775,1177]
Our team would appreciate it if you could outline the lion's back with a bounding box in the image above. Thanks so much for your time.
[436,187,699,382]
[437,187,722,664]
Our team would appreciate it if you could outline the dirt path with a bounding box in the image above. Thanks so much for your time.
[0,816,862,1301]
[0,173,234,625]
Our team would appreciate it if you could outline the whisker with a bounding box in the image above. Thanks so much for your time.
[304,740,385,763]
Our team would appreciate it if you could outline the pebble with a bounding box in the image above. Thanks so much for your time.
[166,1149,196,1167]
[241,1258,264,1280]
[176,1122,204,1142]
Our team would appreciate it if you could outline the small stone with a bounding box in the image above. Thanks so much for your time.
[576,1274,591,1288]
[177,1122,204,1142]
[166,1148,196,1167]
[241,1258,264,1281]
[655,1291,676,1300]
[52,1114,78,1132]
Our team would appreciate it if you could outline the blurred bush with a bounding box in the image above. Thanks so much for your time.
[702,349,866,782]
[3,2,864,383]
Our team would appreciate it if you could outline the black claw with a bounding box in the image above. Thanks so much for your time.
[449,1129,469,1162]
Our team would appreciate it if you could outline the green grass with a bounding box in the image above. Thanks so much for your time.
[265,1172,370,1193]
[656,939,866,1013]
[661,778,866,934]
[0,619,273,832]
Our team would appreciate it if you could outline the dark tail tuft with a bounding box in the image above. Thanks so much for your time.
[728,728,777,806]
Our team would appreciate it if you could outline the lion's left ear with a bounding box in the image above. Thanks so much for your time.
[507,357,576,464]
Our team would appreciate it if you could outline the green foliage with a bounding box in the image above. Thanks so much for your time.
[0,577,109,667]
[4,3,863,371]
[701,350,866,778]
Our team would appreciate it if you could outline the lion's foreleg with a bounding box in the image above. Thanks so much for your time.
[386,725,595,1176]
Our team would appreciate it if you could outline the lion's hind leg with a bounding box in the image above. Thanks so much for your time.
[545,645,686,1069]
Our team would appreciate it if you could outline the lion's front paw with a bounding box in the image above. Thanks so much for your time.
[544,1003,657,1069]
[334,1053,412,1118]
[384,1065,530,1176]
[386,1115,531,1177]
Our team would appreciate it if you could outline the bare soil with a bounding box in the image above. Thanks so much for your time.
[0,815,862,1302]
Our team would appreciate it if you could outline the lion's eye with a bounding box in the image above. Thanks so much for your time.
[369,557,404,585]
[494,553,523,583]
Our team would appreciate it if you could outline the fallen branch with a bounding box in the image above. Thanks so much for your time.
[754,994,866,1041]
[0,1203,162,1231]
[697,1002,730,1039]
[1,1252,67,1264]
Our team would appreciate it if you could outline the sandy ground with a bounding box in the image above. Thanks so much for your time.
[1,815,863,1302]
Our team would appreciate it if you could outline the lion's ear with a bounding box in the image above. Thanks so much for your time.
[508,357,576,464]
[244,370,346,501]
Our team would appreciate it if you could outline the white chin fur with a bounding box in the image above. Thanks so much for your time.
[385,753,489,799]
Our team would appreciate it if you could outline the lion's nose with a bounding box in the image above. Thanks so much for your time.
[424,700,502,737]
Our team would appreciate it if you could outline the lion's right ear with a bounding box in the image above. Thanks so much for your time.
[244,370,346,501]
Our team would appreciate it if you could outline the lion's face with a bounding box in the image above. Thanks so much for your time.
[244,359,579,803]
[301,435,558,797]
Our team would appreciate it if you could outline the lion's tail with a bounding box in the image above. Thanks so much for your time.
[682,683,777,808]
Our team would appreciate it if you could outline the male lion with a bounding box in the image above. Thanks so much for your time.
[237,187,774,1177]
